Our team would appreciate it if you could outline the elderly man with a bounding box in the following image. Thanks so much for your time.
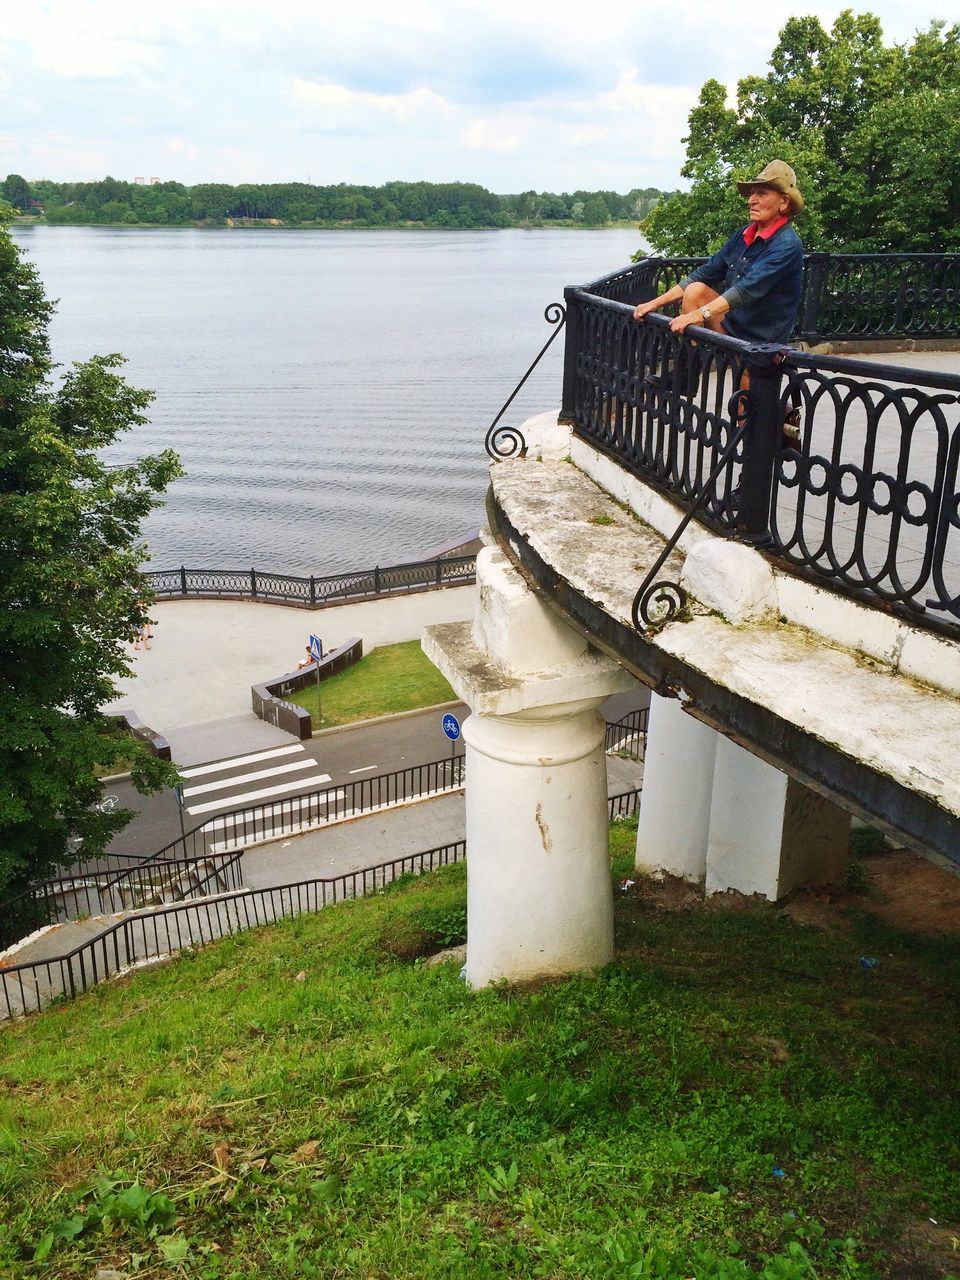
[633,160,804,345]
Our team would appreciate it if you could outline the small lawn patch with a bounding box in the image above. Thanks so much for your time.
[288,639,456,729]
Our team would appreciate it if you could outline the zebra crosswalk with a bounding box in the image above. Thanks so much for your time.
[181,744,330,817]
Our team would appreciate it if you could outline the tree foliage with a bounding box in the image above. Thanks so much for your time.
[10,177,673,230]
[641,11,960,255]
[0,217,182,900]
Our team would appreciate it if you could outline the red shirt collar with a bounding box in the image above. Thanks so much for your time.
[743,213,790,245]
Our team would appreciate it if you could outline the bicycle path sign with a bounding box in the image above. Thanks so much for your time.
[442,713,461,741]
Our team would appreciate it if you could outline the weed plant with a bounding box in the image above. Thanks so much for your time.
[1,823,958,1279]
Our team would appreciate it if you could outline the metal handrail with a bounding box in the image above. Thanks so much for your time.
[604,708,649,756]
[587,253,960,345]
[484,302,566,459]
[1,788,642,1018]
[2,717,649,945]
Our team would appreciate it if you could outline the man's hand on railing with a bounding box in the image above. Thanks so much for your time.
[669,308,707,334]
[632,299,661,321]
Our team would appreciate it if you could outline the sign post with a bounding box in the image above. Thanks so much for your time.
[441,712,461,776]
[174,783,185,840]
[309,634,324,727]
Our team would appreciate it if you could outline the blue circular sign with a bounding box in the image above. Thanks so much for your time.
[442,713,461,741]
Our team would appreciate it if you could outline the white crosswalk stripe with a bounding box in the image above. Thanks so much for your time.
[183,758,319,799]
[186,773,332,816]
[180,744,307,780]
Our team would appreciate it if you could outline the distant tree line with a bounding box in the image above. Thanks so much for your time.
[1,175,672,229]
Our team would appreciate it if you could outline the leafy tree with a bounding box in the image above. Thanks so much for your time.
[0,216,182,907]
[2,174,31,211]
[582,196,610,226]
[641,11,960,255]
[26,178,673,231]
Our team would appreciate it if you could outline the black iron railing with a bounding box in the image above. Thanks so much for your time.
[0,755,467,947]
[485,302,567,458]
[145,553,476,608]
[1,787,643,1018]
[561,275,960,638]
[608,789,640,820]
[0,851,244,944]
[204,753,466,852]
[588,253,960,345]
[2,708,651,948]
[0,840,468,1019]
[604,707,649,757]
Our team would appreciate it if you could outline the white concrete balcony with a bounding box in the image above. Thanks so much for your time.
[424,258,960,985]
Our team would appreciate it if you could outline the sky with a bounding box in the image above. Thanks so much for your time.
[2,1,959,194]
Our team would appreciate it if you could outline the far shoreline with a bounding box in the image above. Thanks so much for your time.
[12,216,643,233]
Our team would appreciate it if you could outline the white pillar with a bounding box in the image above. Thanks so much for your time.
[462,701,614,986]
[634,693,717,881]
[706,735,850,899]
[422,546,635,987]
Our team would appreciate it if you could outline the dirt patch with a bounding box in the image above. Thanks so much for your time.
[785,849,960,936]
[627,849,960,938]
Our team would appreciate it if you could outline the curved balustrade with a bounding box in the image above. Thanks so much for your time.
[773,352,960,622]
[560,266,960,638]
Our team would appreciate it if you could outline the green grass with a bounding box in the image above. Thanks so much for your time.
[288,640,456,729]
[1,817,958,1279]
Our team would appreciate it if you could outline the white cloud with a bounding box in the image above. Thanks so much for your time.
[291,78,452,124]
[165,136,199,159]
[569,126,607,148]
[4,0,960,189]
[459,119,521,153]
[4,4,169,78]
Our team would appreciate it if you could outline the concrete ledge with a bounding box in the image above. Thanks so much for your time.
[251,638,364,739]
[111,711,171,761]
[570,434,960,697]
[486,456,960,866]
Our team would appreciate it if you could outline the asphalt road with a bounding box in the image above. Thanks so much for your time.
[95,688,649,861]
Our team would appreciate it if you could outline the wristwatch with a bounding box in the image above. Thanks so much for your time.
[700,305,713,321]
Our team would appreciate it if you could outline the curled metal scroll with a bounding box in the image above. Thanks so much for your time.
[484,422,528,459]
[631,580,688,630]
[484,302,566,460]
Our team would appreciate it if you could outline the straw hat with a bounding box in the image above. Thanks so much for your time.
[737,160,804,215]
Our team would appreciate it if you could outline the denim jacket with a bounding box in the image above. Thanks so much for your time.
[679,221,803,345]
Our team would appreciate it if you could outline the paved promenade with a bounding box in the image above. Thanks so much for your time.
[104,585,478,755]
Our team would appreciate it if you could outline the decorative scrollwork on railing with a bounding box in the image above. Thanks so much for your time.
[484,302,566,460]
[631,580,688,630]
[485,423,528,459]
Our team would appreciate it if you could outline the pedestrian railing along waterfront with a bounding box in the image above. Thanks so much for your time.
[556,269,960,640]
[588,253,960,344]
[1,788,642,1018]
[146,553,476,608]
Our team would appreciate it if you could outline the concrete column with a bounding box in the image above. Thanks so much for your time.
[462,701,614,986]
[706,735,850,899]
[423,546,635,987]
[634,693,717,881]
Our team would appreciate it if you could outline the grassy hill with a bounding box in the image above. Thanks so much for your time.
[1,822,958,1279]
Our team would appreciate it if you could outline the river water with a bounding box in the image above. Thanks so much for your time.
[12,226,643,576]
